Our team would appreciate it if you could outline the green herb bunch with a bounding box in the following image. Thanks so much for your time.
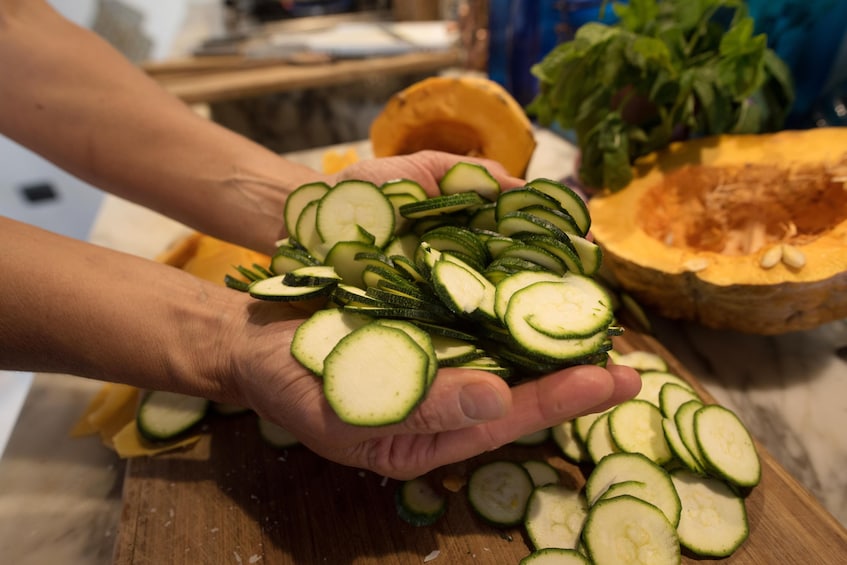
[527,0,795,191]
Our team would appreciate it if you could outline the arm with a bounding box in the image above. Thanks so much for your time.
[0,0,319,253]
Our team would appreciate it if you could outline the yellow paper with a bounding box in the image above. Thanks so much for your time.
[111,419,201,458]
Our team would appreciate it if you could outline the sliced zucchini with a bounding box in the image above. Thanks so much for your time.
[520,548,591,565]
[295,199,330,262]
[493,270,564,323]
[582,495,680,565]
[247,275,335,301]
[429,333,483,367]
[674,399,708,470]
[372,318,438,386]
[662,416,706,474]
[439,161,501,201]
[512,427,551,446]
[467,460,534,527]
[670,468,749,557]
[584,412,618,464]
[136,390,209,442]
[380,178,428,201]
[566,234,603,276]
[594,475,681,529]
[658,382,702,420]
[497,210,571,241]
[608,349,669,373]
[258,418,300,448]
[282,265,342,287]
[323,240,383,289]
[634,370,696,408]
[420,225,489,267]
[511,278,614,339]
[395,477,447,527]
[524,484,588,550]
[399,191,485,219]
[283,180,330,238]
[521,459,560,487]
[290,308,373,376]
[524,178,590,236]
[551,419,590,463]
[584,452,678,517]
[331,283,384,307]
[497,242,567,275]
[694,404,761,488]
[608,399,673,465]
[270,246,320,275]
[520,205,581,236]
[516,233,583,274]
[322,323,430,426]
[495,186,562,220]
[316,179,395,248]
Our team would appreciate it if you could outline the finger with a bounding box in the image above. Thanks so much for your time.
[395,365,632,470]
[573,362,641,416]
[399,368,513,431]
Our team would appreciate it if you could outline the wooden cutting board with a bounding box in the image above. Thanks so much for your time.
[112,330,847,564]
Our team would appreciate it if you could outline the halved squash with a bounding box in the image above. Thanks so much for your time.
[588,127,847,335]
[369,76,536,177]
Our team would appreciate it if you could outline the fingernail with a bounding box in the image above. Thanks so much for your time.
[460,382,506,421]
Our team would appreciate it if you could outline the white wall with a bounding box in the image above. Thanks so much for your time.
[0,1,211,241]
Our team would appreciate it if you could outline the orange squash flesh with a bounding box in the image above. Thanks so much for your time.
[588,128,847,335]
[369,76,536,178]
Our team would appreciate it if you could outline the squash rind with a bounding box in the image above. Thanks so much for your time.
[589,128,847,335]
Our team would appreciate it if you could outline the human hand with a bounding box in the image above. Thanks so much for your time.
[224,295,640,480]
[329,150,526,197]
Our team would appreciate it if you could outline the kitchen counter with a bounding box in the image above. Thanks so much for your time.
[1,130,845,564]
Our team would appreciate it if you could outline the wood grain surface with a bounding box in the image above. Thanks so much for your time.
[112,331,847,564]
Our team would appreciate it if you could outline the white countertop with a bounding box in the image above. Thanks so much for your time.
[1,131,845,564]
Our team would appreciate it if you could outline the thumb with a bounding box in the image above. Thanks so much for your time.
[398,368,513,433]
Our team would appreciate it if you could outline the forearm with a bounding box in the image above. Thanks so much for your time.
[0,1,321,252]
[0,216,243,401]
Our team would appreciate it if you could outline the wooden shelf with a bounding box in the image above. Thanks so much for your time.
[143,49,463,104]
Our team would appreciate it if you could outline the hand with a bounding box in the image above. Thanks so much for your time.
[330,150,526,197]
[225,295,641,480]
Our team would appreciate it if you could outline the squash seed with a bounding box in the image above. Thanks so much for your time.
[759,245,783,269]
[781,244,806,269]
[682,257,709,272]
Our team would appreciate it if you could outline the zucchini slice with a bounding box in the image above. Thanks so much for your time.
[582,495,680,565]
[694,404,761,488]
[247,275,335,302]
[467,460,534,527]
[524,484,588,550]
[395,477,447,527]
[258,418,300,448]
[322,323,429,426]
[584,452,681,527]
[290,308,373,376]
[670,468,750,557]
[439,161,501,201]
[520,548,591,565]
[316,180,395,248]
[136,390,209,442]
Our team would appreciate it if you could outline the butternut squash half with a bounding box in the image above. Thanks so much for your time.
[588,127,847,335]
[370,76,536,177]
